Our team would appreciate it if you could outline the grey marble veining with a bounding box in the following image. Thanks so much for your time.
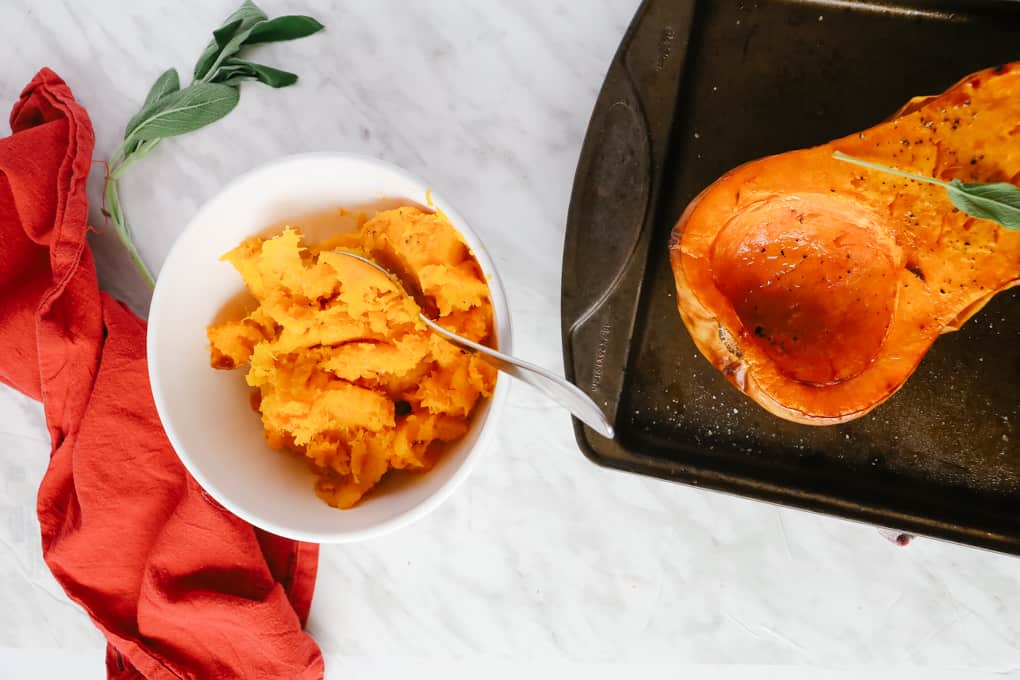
[0,0,1018,674]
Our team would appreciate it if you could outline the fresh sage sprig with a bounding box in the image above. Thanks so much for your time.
[103,0,324,285]
[833,151,1020,231]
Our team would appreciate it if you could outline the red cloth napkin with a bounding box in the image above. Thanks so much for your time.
[0,69,324,679]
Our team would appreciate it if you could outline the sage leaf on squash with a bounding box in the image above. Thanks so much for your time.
[833,151,1020,231]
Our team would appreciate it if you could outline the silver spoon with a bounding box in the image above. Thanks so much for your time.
[335,250,614,439]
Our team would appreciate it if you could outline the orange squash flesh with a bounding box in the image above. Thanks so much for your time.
[669,64,1020,425]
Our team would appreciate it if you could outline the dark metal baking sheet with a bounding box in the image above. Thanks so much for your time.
[562,0,1020,553]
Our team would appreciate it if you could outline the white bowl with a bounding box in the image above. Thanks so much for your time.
[148,152,511,543]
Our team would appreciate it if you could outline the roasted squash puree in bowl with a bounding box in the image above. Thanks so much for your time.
[206,206,496,509]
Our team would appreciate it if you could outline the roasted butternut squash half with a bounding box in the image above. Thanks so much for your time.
[669,64,1020,425]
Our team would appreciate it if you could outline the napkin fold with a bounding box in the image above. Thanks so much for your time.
[0,68,323,679]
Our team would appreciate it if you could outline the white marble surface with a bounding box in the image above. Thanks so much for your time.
[1,1,1019,677]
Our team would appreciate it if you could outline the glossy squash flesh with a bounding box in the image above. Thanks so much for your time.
[669,64,1020,424]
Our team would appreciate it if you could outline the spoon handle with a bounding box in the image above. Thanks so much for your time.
[423,317,615,439]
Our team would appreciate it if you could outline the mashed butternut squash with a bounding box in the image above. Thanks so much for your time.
[207,207,497,508]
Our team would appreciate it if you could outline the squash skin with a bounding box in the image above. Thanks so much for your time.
[669,63,1020,425]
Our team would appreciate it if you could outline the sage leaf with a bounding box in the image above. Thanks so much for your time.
[243,62,298,87]
[833,151,1020,231]
[124,82,240,148]
[208,63,249,81]
[140,68,181,110]
[106,0,324,286]
[947,180,1020,231]
[194,18,244,80]
[245,15,325,44]
[124,68,180,140]
[213,18,245,48]
[194,0,268,79]
[212,58,298,88]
